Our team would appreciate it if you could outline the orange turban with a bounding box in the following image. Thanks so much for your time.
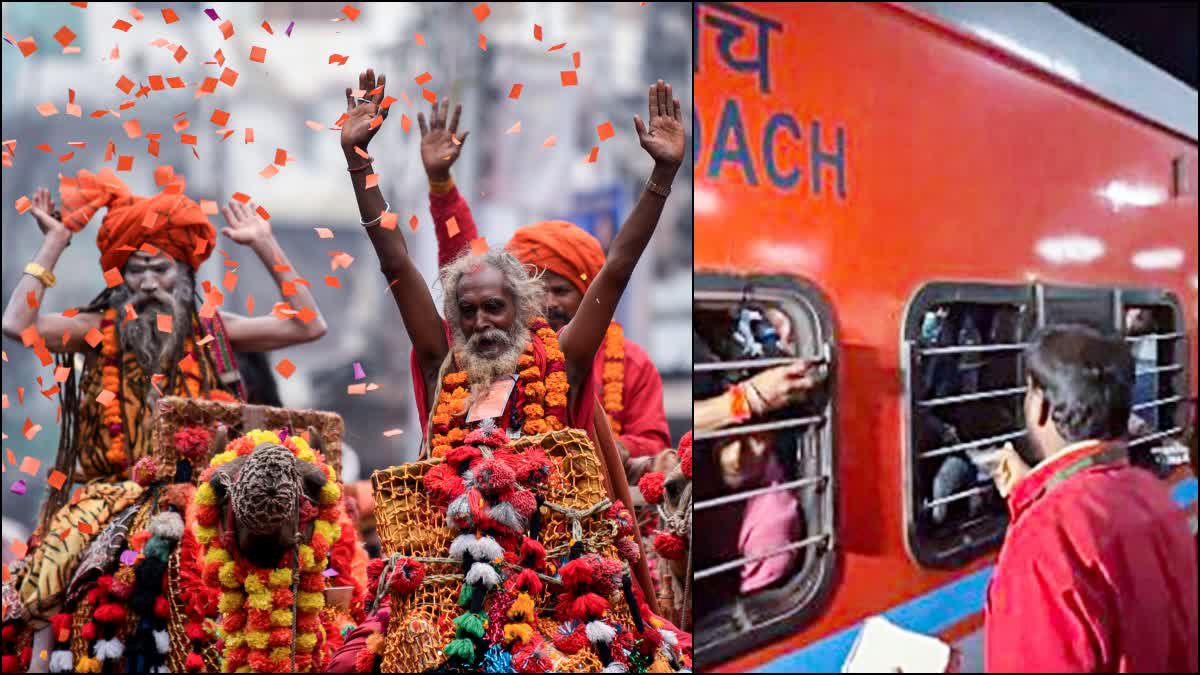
[505,220,605,296]
[58,168,216,273]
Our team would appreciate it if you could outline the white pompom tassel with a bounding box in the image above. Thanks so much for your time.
[449,533,476,560]
[149,512,184,540]
[465,561,499,588]
[586,620,617,644]
[660,628,678,647]
[602,663,629,673]
[48,650,74,673]
[468,535,503,562]
[94,637,125,661]
[153,628,170,654]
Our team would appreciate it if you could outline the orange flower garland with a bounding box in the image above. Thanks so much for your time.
[430,317,567,458]
[98,307,234,472]
[601,323,625,433]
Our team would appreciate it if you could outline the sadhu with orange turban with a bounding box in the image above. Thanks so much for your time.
[506,220,606,298]
[1,166,328,634]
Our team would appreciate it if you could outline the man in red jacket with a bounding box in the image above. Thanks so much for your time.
[984,324,1198,672]
[413,97,674,462]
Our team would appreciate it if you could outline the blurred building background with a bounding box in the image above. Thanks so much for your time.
[1,2,692,529]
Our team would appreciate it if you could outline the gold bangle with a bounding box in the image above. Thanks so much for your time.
[645,178,671,198]
[429,176,455,195]
[24,262,55,288]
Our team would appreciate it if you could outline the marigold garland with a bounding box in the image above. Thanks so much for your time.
[97,308,232,474]
[196,428,347,673]
[602,323,625,433]
[430,317,567,458]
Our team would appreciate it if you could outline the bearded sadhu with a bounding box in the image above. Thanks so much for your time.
[408,98,674,472]
[341,64,681,596]
[0,169,326,629]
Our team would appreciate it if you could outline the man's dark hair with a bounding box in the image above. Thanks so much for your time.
[1024,324,1133,442]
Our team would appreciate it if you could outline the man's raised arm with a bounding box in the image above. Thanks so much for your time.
[342,68,448,389]
[560,80,685,392]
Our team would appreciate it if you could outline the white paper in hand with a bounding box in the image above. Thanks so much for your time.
[842,616,951,673]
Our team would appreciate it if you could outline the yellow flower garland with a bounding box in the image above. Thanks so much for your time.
[602,323,625,433]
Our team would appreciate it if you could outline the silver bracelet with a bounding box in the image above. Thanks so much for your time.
[361,200,390,227]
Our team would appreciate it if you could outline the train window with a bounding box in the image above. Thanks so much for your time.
[1119,289,1191,471]
[902,283,1034,568]
[693,276,838,667]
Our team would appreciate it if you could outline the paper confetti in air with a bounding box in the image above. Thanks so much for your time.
[508,84,523,99]
[383,429,404,437]
[597,122,615,141]
[10,480,26,496]
[353,362,365,380]
[275,358,296,379]
[47,469,67,490]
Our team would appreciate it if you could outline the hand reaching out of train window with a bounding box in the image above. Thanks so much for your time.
[745,360,826,416]
[989,442,1030,498]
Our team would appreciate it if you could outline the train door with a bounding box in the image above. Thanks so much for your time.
[693,275,839,667]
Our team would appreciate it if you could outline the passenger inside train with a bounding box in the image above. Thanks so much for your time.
[693,301,828,623]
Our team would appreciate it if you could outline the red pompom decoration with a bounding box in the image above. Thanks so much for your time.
[300,572,325,593]
[131,455,163,487]
[593,556,624,596]
[96,575,114,595]
[269,627,291,647]
[0,624,13,642]
[638,472,666,505]
[678,431,692,479]
[473,458,516,495]
[81,622,98,641]
[247,608,271,631]
[422,463,465,505]
[222,610,247,633]
[464,426,509,448]
[519,537,546,568]
[2,655,20,673]
[173,426,212,461]
[513,636,554,672]
[184,652,205,671]
[194,504,220,527]
[93,602,127,624]
[154,595,171,618]
[445,445,483,469]
[247,651,273,672]
[225,646,249,672]
[391,558,426,595]
[508,489,537,518]
[272,588,294,608]
[653,532,687,560]
[553,625,589,655]
[185,620,206,642]
[50,611,73,638]
[505,567,544,596]
[564,592,610,621]
[558,557,598,592]
[517,449,552,485]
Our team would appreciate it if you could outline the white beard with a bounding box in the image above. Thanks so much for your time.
[454,326,530,409]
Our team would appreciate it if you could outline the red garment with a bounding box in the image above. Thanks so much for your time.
[428,186,671,456]
[984,440,1198,673]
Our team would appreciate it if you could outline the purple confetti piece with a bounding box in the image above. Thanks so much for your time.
[10,479,27,496]
[120,549,138,566]
[353,362,365,380]
[286,21,295,37]
[204,8,219,21]
[322,567,339,577]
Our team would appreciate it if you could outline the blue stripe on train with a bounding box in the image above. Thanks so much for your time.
[754,476,1199,673]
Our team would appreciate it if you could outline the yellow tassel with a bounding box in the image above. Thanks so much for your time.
[507,593,536,623]
[76,656,102,673]
[503,622,533,644]
[648,655,674,672]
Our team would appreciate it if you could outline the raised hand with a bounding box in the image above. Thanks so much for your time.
[418,98,470,181]
[633,80,685,169]
[341,68,389,153]
[29,187,70,241]
[220,200,272,248]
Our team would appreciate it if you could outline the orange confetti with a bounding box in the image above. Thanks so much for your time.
[542,136,557,148]
[479,33,487,51]
[95,390,116,406]
[534,24,543,41]
[54,366,71,383]
[296,307,317,324]
[508,84,523,99]
[422,89,438,104]
[415,32,425,45]
[162,8,179,23]
[167,76,185,88]
[506,121,521,134]
[174,45,187,63]
[548,42,567,52]
[116,155,133,172]
[113,19,132,32]
[365,174,379,189]
[314,228,334,239]
[470,237,489,256]
[11,540,27,560]
[211,109,230,126]
[223,269,238,292]
[329,53,349,66]
[130,7,144,20]
[415,72,433,86]
[17,36,38,57]
[78,522,94,535]
[148,75,165,90]
[220,67,238,87]
[446,216,460,237]
[274,148,289,166]
[232,192,251,203]
[258,164,278,179]
[103,268,123,288]
[58,151,75,163]
[400,114,412,133]
[347,383,367,395]
[573,51,581,68]
[54,25,77,47]
[47,469,67,490]
[305,120,324,131]
[585,146,599,163]
[26,292,38,310]
[157,313,172,333]
[219,20,234,40]
[198,77,218,96]
[123,118,143,139]
[84,327,103,348]
[246,294,255,314]
[597,121,615,141]
[275,358,296,379]
[250,45,266,63]
[324,275,341,289]
[382,429,404,437]
[15,196,32,214]
[409,214,419,231]
[380,211,398,230]
[116,75,135,94]
[473,3,491,22]
[180,133,197,145]
[19,456,41,476]
[23,418,42,440]
[560,70,578,87]
[256,206,270,220]
[342,5,361,21]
